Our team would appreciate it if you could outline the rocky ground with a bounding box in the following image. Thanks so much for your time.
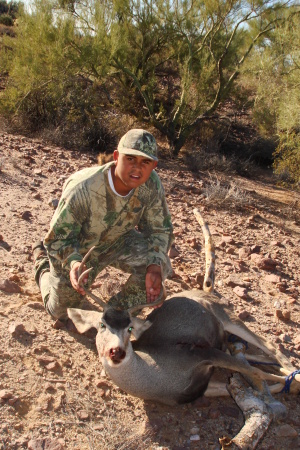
[0,130,300,450]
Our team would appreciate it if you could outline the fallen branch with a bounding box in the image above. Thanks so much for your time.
[193,208,215,292]
[223,373,272,449]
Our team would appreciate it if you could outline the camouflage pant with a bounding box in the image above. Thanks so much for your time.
[34,230,172,320]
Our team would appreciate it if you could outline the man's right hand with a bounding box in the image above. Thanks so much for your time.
[70,261,88,295]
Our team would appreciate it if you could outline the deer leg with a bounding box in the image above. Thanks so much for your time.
[222,316,296,374]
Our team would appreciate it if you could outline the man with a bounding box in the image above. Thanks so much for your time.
[33,129,174,320]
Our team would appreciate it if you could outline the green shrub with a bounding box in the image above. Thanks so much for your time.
[273,131,300,186]
[0,13,13,26]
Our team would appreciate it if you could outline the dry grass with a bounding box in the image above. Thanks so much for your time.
[203,175,250,207]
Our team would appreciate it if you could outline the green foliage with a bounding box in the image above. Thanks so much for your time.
[0,13,13,25]
[273,132,300,185]
[0,0,298,156]
[246,8,300,184]
[0,0,19,19]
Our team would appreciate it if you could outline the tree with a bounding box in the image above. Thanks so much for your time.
[1,0,297,155]
[247,9,300,184]
[0,0,19,19]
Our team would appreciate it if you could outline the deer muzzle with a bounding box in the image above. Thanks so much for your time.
[109,347,126,364]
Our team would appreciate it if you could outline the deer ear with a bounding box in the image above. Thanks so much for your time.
[130,317,152,340]
[67,308,103,333]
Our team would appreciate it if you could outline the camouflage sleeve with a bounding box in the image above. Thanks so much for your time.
[138,175,174,269]
[44,183,91,269]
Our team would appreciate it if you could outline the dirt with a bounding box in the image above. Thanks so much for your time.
[0,130,300,450]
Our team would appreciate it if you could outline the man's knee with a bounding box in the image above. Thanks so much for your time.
[40,270,83,320]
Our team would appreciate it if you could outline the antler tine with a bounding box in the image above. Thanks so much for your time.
[78,245,96,278]
[78,268,93,286]
[77,246,108,310]
[127,285,166,315]
[84,288,108,310]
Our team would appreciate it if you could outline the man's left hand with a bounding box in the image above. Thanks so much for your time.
[145,265,162,307]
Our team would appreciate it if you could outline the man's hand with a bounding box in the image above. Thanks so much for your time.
[145,265,162,307]
[70,261,88,295]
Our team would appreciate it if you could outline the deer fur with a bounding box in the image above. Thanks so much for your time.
[67,210,299,406]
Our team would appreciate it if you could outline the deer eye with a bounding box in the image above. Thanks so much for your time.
[100,323,106,329]
[128,327,133,333]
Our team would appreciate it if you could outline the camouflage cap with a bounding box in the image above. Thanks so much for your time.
[118,129,158,161]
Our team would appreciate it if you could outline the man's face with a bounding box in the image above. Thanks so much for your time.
[113,151,157,195]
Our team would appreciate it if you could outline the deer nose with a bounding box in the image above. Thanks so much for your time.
[109,347,126,363]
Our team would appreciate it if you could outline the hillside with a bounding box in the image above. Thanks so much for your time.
[0,130,300,450]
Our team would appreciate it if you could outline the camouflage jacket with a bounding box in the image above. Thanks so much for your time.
[44,162,173,271]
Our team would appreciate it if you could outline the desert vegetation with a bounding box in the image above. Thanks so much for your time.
[0,0,299,184]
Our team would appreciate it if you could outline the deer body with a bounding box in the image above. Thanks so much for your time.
[68,290,296,405]
[67,209,299,407]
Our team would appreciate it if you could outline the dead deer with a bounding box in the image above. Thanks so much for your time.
[67,209,300,447]
[67,209,299,407]
[68,210,300,449]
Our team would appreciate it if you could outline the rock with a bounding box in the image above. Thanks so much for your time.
[28,437,65,450]
[45,361,60,372]
[37,356,56,365]
[225,275,249,288]
[251,254,277,271]
[275,309,284,320]
[20,210,32,221]
[77,410,89,420]
[238,247,251,259]
[48,198,59,209]
[32,192,42,200]
[8,395,19,405]
[225,247,235,255]
[8,273,20,282]
[250,244,261,253]
[9,322,26,335]
[282,310,291,320]
[233,286,248,299]
[0,279,22,293]
[279,333,292,343]
[265,274,281,283]
[277,281,288,292]
[275,424,298,438]
[189,238,198,249]
[190,434,200,441]
[0,389,14,400]
[221,234,235,245]
[270,240,282,247]
[238,310,250,320]
[52,319,66,330]
[169,246,180,258]
[194,273,204,286]
[26,302,45,311]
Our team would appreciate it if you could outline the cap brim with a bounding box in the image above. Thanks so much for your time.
[118,148,158,161]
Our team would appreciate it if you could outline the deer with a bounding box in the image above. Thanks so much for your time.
[67,209,300,446]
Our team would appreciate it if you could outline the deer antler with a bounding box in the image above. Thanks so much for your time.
[193,208,215,292]
[77,246,108,310]
[78,247,166,314]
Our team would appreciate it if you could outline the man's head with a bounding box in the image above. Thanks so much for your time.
[112,129,158,196]
[117,129,158,161]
